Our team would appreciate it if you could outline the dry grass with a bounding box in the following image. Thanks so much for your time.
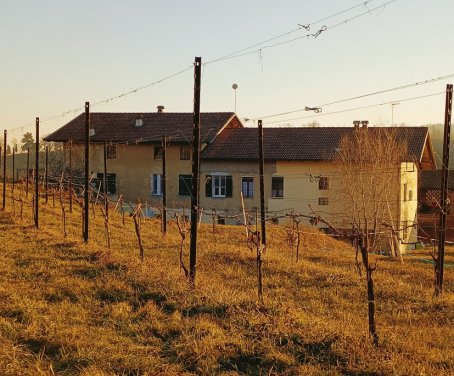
[0,189,452,375]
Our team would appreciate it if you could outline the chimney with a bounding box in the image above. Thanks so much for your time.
[135,115,143,127]
[361,120,369,129]
[157,105,165,113]
[353,120,361,130]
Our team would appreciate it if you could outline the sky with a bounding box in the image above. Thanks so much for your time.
[1,0,453,143]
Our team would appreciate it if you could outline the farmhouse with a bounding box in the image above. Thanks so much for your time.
[201,124,436,253]
[45,109,243,208]
[45,111,436,253]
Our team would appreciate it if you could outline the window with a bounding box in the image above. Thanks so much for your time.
[180,145,191,160]
[271,177,284,198]
[151,174,162,195]
[154,146,163,160]
[179,175,192,196]
[95,173,116,194]
[213,175,226,197]
[205,174,232,198]
[106,145,116,160]
[242,177,254,198]
[319,197,329,205]
[319,177,329,190]
[403,183,408,202]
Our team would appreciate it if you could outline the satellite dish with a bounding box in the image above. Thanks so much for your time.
[232,83,238,90]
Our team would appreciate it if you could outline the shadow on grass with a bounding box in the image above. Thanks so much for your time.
[20,337,90,373]
[182,303,229,318]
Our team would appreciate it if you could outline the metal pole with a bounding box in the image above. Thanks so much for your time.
[3,130,7,210]
[26,147,30,197]
[45,146,49,203]
[258,120,266,247]
[162,135,167,235]
[12,146,15,194]
[436,83,453,295]
[103,141,108,218]
[84,102,90,242]
[35,118,39,228]
[189,56,202,286]
[69,140,72,212]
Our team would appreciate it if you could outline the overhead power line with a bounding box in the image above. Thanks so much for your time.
[258,73,454,120]
[264,92,444,125]
[5,0,400,135]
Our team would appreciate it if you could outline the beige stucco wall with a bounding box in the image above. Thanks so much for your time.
[199,160,276,223]
[267,161,338,227]
[399,162,419,252]
[70,143,193,208]
[267,160,419,254]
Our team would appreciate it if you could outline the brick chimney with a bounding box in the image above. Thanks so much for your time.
[157,105,165,113]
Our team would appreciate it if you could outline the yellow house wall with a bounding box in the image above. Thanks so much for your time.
[72,143,193,207]
[267,161,338,226]
[267,160,419,254]
[199,161,276,222]
[399,162,419,252]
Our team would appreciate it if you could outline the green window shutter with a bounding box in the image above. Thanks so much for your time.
[205,175,212,197]
[226,176,233,198]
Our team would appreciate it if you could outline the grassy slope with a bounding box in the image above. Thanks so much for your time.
[0,198,453,376]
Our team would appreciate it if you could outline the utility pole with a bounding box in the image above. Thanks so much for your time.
[3,130,7,210]
[189,56,202,286]
[162,135,167,235]
[35,118,39,228]
[436,83,453,296]
[258,120,266,248]
[103,141,108,218]
[84,102,90,242]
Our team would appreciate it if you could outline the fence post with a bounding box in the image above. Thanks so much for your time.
[436,83,453,295]
[26,147,30,197]
[69,140,73,213]
[3,130,7,210]
[162,135,167,235]
[258,120,266,248]
[103,140,108,218]
[84,102,90,242]
[45,146,49,204]
[35,118,39,228]
[189,56,202,286]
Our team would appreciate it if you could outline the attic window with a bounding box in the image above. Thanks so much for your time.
[319,177,329,190]
[135,118,143,127]
[154,146,163,160]
[106,145,116,160]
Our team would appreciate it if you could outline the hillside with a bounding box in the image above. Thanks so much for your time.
[0,197,453,375]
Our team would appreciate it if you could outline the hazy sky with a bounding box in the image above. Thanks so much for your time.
[1,0,453,141]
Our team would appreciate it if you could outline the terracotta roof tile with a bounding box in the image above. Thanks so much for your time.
[201,126,429,161]
[45,112,237,144]
[420,170,454,189]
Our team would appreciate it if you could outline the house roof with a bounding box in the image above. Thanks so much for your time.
[420,170,454,190]
[201,126,431,163]
[44,112,239,144]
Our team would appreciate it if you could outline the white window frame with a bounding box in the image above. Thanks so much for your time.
[151,174,162,196]
[212,173,228,198]
[242,176,254,198]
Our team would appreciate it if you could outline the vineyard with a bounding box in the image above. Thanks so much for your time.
[0,182,453,375]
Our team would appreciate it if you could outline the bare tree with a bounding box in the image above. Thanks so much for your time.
[320,127,409,346]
